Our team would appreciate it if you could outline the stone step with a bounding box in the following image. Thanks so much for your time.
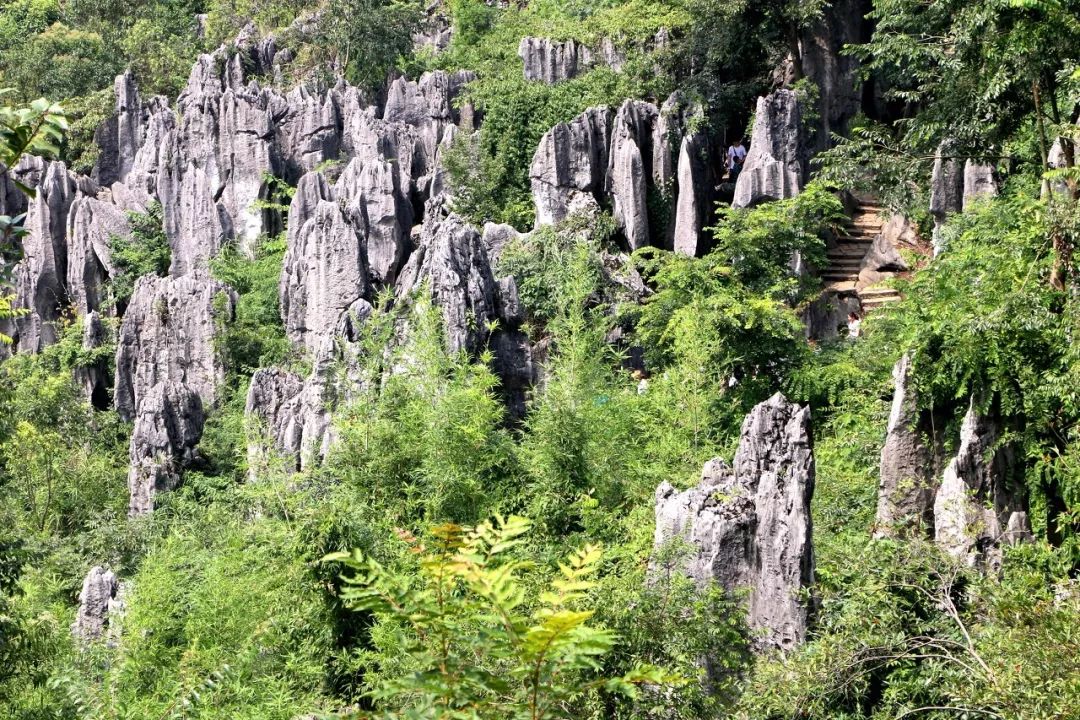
[825,280,858,293]
[860,286,900,297]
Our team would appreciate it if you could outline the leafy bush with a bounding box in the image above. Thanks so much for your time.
[329,515,677,719]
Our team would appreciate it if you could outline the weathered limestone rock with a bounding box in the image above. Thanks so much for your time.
[71,566,121,642]
[66,195,124,314]
[9,161,78,353]
[962,160,997,210]
[530,107,612,227]
[929,140,964,254]
[673,132,711,256]
[396,201,499,355]
[336,157,412,285]
[607,100,656,250]
[798,0,866,154]
[856,217,910,291]
[114,272,235,421]
[875,354,936,537]
[934,399,1031,568]
[733,90,808,208]
[245,368,305,480]
[518,37,593,83]
[128,381,205,516]
[653,393,815,651]
[279,171,372,353]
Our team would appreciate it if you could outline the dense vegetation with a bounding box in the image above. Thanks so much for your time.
[1,0,1080,718]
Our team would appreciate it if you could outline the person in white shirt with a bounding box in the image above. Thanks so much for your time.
[727,138,747,183]
[847,311,862,339]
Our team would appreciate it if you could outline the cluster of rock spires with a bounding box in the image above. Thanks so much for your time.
[528,92,715,256]
[875,354,1032,569]
[517,31,669,84]
[653,393,815,653]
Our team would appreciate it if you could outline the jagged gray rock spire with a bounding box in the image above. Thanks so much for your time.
[875,354,936,537]
[934,399,1032,568]
[653,393,815,652]
[733,90,808,209]
[71,566,122,643]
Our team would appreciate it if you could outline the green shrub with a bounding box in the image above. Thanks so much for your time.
[108,202,171,306]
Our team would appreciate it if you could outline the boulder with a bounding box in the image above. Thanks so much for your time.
[114,272,235,421]
[856,219,909,291]
[71,566,121,642]
[127,381,205,516]
[733,90,808,208]
[653,393,815,651]
[933,399,1031,568]
[874,354,936,537]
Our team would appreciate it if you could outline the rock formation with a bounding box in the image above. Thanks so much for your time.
[529,95,714,253]
[733,90,808,209]
[856,214,911,291]
[929,140,964,253]
[71,566,123,643]
[934,399,1031,568]
[127,381,205,516]
[874,354,936,537]
[519,37,593,83]
[114,272,235,422]
[653,393,815,652]
[962,160,998,209]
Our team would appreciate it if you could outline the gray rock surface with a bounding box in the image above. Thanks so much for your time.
[530,107,612,227]
[929,140,964,253]
[9,161,78,353]
[733,90,808,209]
[71,566,121,642]
[127,381,205,516]
[519,37,593,83]
[934,399,1031,568]
[74,310,111,406]
[856,217,910,291]
[245,368,306,479]
[279,171,371,353]
[653,393,815,652]
[607,100,656,250]
[874,354,936,537]
[114,272,235,421]
[396,200,499,355]
[962,160,998,209]
[66,196,124,314]
[798,0,866,155]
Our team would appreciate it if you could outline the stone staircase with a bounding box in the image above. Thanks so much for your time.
[822,202,903,311]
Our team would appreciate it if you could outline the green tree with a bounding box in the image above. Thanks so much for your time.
[328,516,677,719]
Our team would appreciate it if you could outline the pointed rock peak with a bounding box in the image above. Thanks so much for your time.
[653,393,814,652]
